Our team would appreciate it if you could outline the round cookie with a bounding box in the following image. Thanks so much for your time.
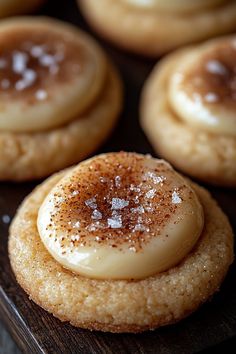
[78,0,236,57]
[141,36,236,186]
[0,18,122,181]
[9,152,234,333]
[0,0,44,18]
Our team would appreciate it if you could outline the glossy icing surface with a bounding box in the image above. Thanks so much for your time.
[169,38,236,135]
[38,153,204,279]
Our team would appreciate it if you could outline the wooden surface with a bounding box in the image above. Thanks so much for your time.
[1,0,236,353]
[0,321,21,354]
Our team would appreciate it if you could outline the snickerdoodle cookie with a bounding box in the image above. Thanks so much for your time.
[0,17,122,181]
[141,36,236,186]
[0,0,44,18]
[9,152,234,333]
[78,0,236,56]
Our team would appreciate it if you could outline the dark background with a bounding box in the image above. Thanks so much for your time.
[0,0,236,353]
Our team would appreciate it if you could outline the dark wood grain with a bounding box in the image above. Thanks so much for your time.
[0,0,236,353]
[0,321,21,354]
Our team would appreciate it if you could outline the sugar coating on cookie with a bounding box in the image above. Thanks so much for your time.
[38,152,203,279]
[9,153,234,332]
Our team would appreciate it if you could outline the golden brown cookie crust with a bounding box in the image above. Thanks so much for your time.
[0,63,122,181]
[140,44,236,187]
[78,0,236,56]
[9,169,234,333]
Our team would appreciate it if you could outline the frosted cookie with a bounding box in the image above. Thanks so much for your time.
[141,36,236,186]
[9,152,234,333]
[0,0,44,18]
[78,0,236,56]
[0,17,122,181]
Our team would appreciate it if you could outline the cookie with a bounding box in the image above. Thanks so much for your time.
[0,0,44,18]
[0,17,122,181]
[9,152,234,333]
[141,36,236,186]
[78,0,236,56]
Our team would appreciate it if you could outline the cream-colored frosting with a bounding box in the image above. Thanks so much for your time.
[37,153,204,280]
[123,0,226,12]
[169,42,236,136]
[0,18,106,133]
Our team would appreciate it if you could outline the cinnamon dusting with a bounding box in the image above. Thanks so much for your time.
[46,152,189,253]
[182,40,236,107]
[0,27,87,103]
